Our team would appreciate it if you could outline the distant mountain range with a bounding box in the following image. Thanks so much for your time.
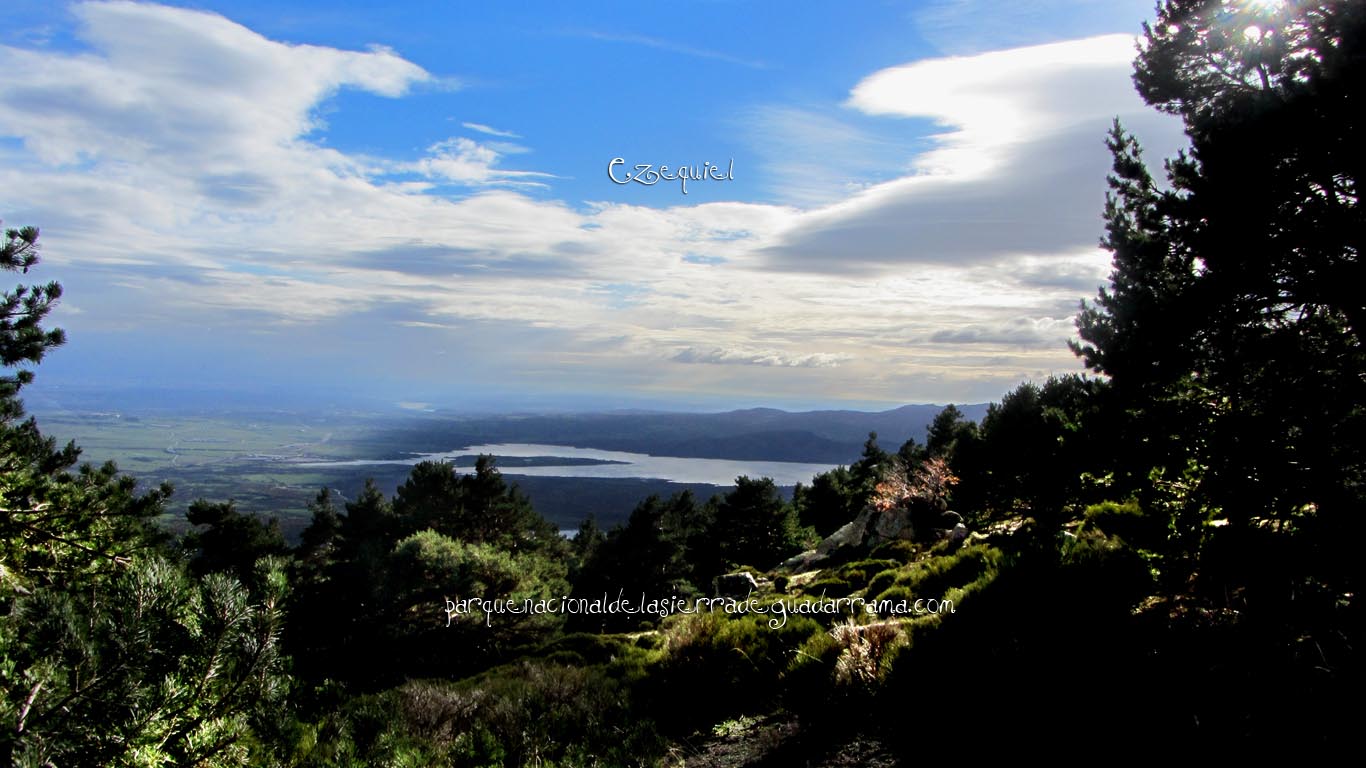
[364,404,990,465]
[25,402,992,532]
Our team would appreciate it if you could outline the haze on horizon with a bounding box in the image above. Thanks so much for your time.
[0,1,1188,414]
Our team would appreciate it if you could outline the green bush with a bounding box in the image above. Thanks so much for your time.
[868,539,919,562]
[782,628,844,719]
[869,544,1002,606]
[868,584,915,606]
[801,577,854,597]
[534,632,646,667]
[309,665,664,767]
[1080,499,1164,551]
[384,530,570,680]
[644,611,822,735]
[828,558,900,592]
[863,569,899,601]
[1059,531,1154,607]
[530,632,657,691]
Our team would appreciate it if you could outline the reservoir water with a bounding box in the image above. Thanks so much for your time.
[298,442,839,487]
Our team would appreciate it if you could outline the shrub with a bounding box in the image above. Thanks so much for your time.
[645,612,822,735]
[782,628,843,719]
[830,619,903,689]
[533,632,650,668]
[384,530,569,679]
[868,539,920,562]
[867,584,914,607]
[801,577,854,597]
[863,569,899,601]
[1059,531,1154,608]
[1080,499,1164,551]
[868,545,1002,606]
[392,664,662,767]
[828,558,900,592]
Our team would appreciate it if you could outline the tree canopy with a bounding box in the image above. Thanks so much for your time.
[1075,0,1364,584]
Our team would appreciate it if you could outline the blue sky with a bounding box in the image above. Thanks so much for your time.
[0,1,1192,412]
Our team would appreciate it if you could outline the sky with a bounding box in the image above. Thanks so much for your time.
[0,0,1190,413]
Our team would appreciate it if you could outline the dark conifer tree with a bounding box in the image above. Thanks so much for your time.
[1074,1,1366,583]
[1,225,288,765]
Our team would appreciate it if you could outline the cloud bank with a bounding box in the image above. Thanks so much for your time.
[0,2,1186,406]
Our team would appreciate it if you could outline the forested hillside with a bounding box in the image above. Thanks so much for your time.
[356,405,991,463]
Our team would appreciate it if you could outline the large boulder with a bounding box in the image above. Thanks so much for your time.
[798,501,967,566]
[778,459,970,572]
[818,519,866,555]
[714,571,760,598]
[779,548,823,572]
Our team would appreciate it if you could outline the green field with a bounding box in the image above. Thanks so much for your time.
[32,411,392,536]
[30,410,727,541]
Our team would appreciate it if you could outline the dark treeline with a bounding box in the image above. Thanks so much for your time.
[3,1,1363,764]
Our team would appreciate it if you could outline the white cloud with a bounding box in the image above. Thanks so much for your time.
[848,34,1137,177]
[759,34,1186,273]
[0,1,430,166]
[462,122,520,139]
[672,347,850,368]
[405,137,555,188]
[926,315,1077,348]
[0,3,1189,405]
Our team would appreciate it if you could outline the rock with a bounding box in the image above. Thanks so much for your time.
[802,502,970,562]
[714,571,760,597]
[779,549,822,571]
[871,505,917,542]
[817,519,865,555]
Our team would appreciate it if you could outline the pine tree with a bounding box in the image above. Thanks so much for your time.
[713,476,804,571]
[1,224,290,765]
[1074,0,1365,581]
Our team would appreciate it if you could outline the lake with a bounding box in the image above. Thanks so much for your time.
[298,442,840,487]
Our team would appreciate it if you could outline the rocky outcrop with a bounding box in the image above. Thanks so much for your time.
[714,571,760,597]
[780,458,968,572]
[780,504,967,572]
